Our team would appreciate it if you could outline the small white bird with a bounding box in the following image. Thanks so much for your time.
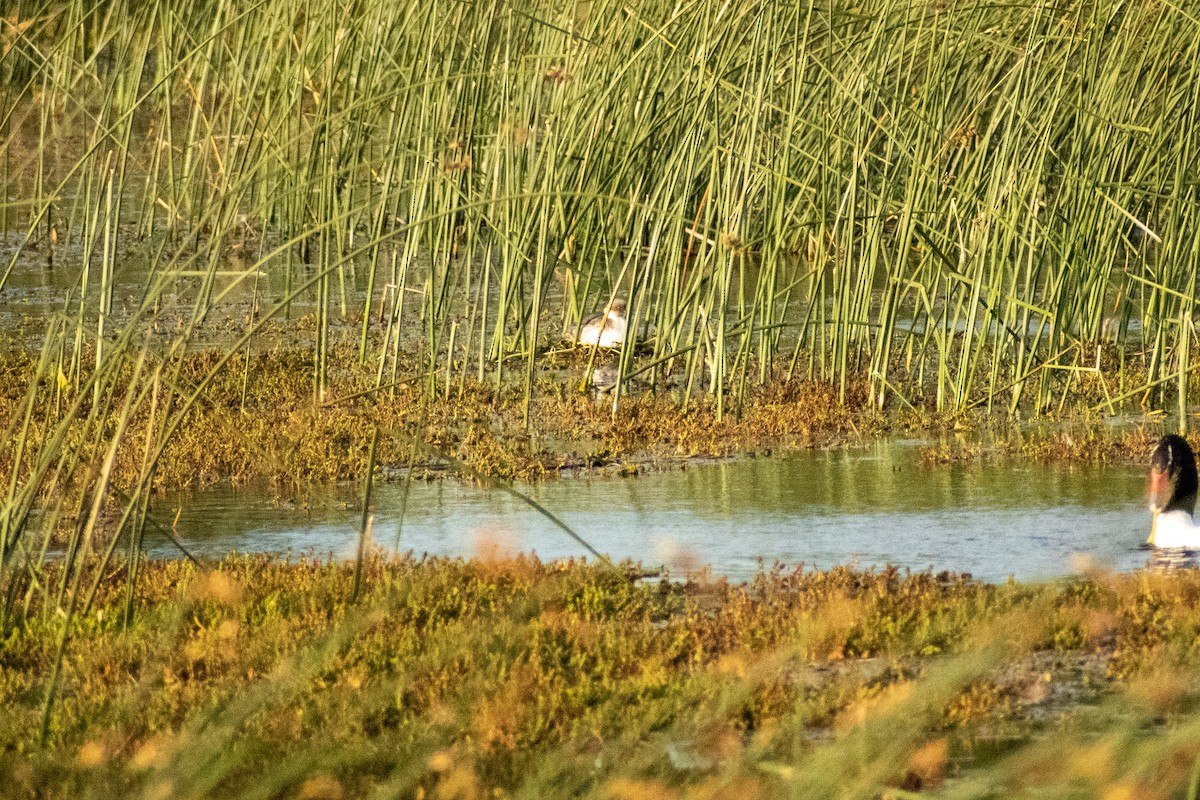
[1147,434,1200,548]
[577,298,627,348]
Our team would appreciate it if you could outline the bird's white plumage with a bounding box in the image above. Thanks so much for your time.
[578,309,627,348]
[1149,509,1200,549]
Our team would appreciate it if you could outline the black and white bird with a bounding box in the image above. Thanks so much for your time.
[1147,434,1200,548]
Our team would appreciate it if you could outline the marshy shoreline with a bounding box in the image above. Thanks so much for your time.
[7,0,1200,794]
[0,343,1178,497]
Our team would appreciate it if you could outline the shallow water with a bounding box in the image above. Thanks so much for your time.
[149,440,1163,583]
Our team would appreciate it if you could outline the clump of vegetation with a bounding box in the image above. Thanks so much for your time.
[4,557,1200,798]
[3,0,1200,421]
[0,344,871,492]
[917,422,1169,467]
[0,341,1176,499]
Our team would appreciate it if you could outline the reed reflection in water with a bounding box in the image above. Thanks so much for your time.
[156,441,1156,583]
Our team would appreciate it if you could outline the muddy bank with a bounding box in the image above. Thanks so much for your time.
[0,345,1176,495]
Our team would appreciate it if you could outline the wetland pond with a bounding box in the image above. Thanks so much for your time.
[154,440,1161,583]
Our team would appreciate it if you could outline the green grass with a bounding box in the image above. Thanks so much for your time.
[5,556,1200,798]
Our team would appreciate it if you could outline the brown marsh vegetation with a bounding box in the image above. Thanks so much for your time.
[5,556,1200,798]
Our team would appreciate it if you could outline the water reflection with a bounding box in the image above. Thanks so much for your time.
[151,441,1169,583]
[1145,548,1200,574]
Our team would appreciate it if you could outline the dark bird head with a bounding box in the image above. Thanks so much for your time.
[1149,434,1198,515]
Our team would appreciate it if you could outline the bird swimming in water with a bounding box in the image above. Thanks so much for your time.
[1147,434,1200,549]
[577,298,627,348]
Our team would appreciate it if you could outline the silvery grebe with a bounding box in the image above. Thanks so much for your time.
[577,298,627,348]
[1148,434,1200,548]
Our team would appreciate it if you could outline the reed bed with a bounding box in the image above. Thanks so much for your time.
[1,0,1198,416]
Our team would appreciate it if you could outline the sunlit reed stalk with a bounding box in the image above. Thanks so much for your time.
[38,343,149,743]
[352,425,379,603]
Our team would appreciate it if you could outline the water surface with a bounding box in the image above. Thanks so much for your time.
[150,441,1158,583]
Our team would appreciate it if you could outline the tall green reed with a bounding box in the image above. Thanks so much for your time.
[8,0,1200,418]
[2,1,1197,592]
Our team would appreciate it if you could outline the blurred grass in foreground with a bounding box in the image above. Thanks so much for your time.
[5,555,1200,798]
